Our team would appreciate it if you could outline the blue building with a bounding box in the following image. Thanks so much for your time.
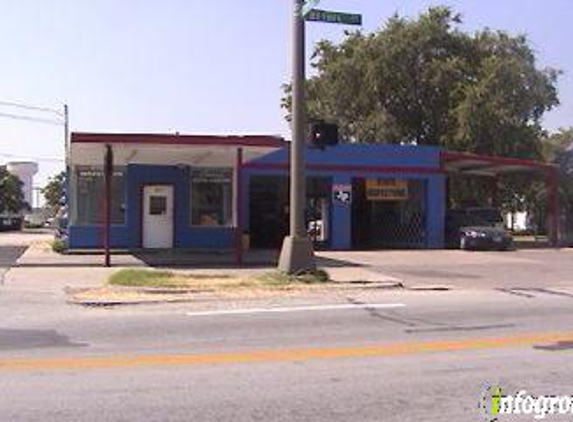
[74,131,551,252]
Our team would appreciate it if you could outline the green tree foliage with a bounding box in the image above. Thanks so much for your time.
[506,128,573,236]
[41,171,65,212]
[0,166,27,214]
[544,128,573,238]
[282,6,560,158]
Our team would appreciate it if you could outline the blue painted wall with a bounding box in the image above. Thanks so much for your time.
[426,175,447,248]
[69,143,447,250]
[250,143,442,168]
[69,164,235,249]
[243,144,446,249]
[68,225,130,248]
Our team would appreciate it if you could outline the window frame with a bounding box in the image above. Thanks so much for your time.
[74,165,126,226]
[189,167,234,228]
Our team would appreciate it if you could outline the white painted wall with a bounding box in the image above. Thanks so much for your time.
[6,161,38,208]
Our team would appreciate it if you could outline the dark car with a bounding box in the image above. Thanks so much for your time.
[0,216,23,231]
[446,207,514,251]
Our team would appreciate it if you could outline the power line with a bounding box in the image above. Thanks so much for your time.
[0,152,64,163]
[0,100,63,116]
[0,111,64,126]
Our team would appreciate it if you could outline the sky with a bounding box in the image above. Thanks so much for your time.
[1,0,572,193]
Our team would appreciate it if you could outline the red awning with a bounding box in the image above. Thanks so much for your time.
[441,151,555,176]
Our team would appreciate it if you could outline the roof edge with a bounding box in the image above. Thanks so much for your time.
[71,132,286,148]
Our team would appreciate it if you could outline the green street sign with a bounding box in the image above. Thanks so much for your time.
[305,9,362,26]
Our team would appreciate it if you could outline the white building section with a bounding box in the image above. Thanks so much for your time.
[6,161,38,208]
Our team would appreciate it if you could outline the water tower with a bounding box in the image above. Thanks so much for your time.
[6,161,39,209]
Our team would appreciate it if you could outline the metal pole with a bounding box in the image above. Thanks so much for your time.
[104,144,113,267]
[64,104,69,159]
[235,147,244,266]
[292,0,306,239]
[63,104,74,224]
[278,0,316,273]
[547,168,559,247]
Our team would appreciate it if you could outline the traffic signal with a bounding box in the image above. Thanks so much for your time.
[309,122,339,149]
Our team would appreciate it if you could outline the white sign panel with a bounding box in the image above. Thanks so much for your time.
[332,183,352,204]
[302,0,321,16]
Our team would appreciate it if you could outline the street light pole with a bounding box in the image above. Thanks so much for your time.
[278,0,316,273]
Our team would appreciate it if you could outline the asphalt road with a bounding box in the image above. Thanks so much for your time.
[0,245,27,284]
[1,232,573,421]
[320,248,573,290]
[1,289,573,422]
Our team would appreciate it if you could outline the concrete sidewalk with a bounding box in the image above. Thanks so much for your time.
[5,241,402,301]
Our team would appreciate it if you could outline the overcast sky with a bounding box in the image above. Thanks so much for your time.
[1,0,572,188]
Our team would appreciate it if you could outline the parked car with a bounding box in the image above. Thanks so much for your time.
[0,215,23,231]
[446,207,514,251]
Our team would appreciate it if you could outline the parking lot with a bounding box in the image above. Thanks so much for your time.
[319,247,573,291]
[0,231,45,283]
[0,230,571,292]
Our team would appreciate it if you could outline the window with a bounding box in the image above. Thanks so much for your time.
[149,196,167,215]
[75,167,125,225]
[191,168,232,226]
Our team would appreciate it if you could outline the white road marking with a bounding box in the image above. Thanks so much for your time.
[186,303,405,317]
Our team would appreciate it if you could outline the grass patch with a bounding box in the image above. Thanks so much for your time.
[108,268,330,291]
[51,239,66,254]
[108,269,230,288]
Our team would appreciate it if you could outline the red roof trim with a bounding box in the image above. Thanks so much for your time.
[244,162,442,174]
[441,151,555,171]
[71,132,286,148]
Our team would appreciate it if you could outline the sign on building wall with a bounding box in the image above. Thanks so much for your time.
[332,183,352,204]
[365,179,409,201]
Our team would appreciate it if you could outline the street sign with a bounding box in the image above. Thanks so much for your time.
[302,0,321,17]
[333,183,352,204]
[305,9,362,26]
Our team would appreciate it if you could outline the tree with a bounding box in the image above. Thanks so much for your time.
[282,6,560,159]
[42,171,66,213]
[543,128,573,240]
[0,166,27,214]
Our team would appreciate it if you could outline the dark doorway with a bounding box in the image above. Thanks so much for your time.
[249,176,332,249]
[249,176,289,249]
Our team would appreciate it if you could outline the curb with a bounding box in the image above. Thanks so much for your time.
[65,280,405,307]
[405,285,453,291]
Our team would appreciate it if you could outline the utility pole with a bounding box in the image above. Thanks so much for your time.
[64,104,69,161]
[278,0,316,273]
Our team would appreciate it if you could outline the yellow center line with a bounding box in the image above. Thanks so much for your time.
[1,331,571,372]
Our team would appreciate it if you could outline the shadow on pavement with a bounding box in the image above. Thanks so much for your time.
[0,328,85,351]
[534,341,573,351]
[0,246,28,267]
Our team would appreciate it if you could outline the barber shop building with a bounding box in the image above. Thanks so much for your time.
[67,132,559,252]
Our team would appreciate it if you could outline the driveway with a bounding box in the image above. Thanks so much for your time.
[0,230,52,283]
[318,248,573,291]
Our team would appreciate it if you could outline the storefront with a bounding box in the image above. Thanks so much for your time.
[241,143,445,250]
[68,131,557,252]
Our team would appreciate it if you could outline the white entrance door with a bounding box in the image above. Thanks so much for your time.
[143,185,174,249]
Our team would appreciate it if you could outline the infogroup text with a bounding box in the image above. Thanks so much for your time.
[481,387,573,420]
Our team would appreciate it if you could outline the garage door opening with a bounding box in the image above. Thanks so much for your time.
[442,151,560,247]
[351,178,426,249]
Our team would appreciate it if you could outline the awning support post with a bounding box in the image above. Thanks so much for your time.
[234,148,244,266]
[103,144,113,267]
[488,176,499,208]
[547,168,559,247]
